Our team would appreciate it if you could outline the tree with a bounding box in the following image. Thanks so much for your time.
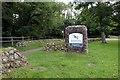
[75,6,100,37]
[75,1,113,43]
[110,1,120,35]
[93,2,113,43]
[2,2,66,39]
[2,2,14,36]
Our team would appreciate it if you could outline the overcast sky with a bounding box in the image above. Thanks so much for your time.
[57,0,118,4]
[57,0,74,4]
[17,0,117,4]
[19,0,74,3]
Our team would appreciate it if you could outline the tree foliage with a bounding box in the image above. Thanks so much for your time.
[2,1,119,40]
[2,2,66,39]
[74,1,119,43]
[111,1,120,35]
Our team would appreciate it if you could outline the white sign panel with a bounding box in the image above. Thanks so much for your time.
[69,33,83,44]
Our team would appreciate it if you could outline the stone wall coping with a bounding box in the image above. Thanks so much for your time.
[66,25,87,30]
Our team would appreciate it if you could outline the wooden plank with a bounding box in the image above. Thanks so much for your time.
[0,36,30,46]
[0,41,12,42]
[0,40,21,42]
[0,37,28,39]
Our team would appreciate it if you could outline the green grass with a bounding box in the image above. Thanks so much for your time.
[6,40,118,78]
[14,40,44,51]
[16,39,64,51]
[110,35,119,38]
[1,40,42,51]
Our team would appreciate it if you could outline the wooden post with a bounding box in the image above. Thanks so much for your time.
[62,31,64,41]
[11,36,13,46]
[32,36,33,40]
[22,36,24,41]
[28,36,30,40]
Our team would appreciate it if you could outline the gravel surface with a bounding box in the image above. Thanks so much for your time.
[106,38,120,40]
[20,47,43,54]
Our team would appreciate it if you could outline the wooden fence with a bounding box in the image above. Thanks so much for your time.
[0,36,30,46]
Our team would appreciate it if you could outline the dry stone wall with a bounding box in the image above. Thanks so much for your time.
[44,43,67,51]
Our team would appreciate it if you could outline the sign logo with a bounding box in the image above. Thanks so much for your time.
[73,35,79,39]
[69,33,83,47]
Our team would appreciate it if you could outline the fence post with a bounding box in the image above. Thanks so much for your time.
[11,36,13,46]
[32,36,33,40]
[22,36,24,41]
[28,36,30,40]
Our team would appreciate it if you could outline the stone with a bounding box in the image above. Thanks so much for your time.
[44,43,66,51]
[65,25,88,54]
[14,53,19,59]
[1,47,28,74]
[2,58,7,63]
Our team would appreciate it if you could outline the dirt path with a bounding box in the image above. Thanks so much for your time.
[19,47,43,54]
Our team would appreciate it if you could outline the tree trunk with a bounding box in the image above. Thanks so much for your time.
[99,15,107,44]
[101,31,107,43]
